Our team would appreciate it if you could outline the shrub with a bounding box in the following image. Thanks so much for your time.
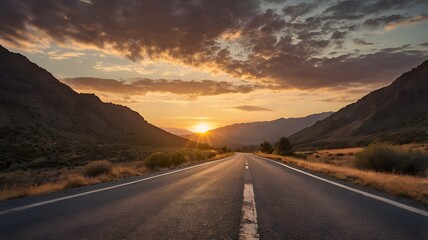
[64,176,86,188]
[170,150,186,166]
[144,152,170,170]
[275,137,293,156]
[83,160,113,177]
[206,150,217,159]
[354,143,428,176]
[181,149,219,163]
[260,141,273,153]
[221,146,229,153]
[188,149,207,161]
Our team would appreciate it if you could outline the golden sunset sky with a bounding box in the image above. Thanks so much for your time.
[1,0,427,133]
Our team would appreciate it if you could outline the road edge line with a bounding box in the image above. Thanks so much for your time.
[253,154,428,217]
[0,155,235,216]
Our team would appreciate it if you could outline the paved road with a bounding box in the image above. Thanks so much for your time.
[245,154,427,239]
[0,153,426,239]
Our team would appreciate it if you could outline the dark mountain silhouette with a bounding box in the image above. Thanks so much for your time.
[289,60,428,148]
[183,112,333,148]
[0,45,189,168]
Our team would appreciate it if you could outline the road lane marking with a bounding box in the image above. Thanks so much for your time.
[0,155,235,216]
[253,154,428,217]
[239,162,259,240]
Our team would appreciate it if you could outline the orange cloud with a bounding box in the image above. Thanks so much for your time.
[385,15,428,30]
[61,77,259,98]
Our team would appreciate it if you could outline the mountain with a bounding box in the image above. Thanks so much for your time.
[289,60,428,148]
[163,128,195,136]
[0,45,189,168]
[183,112,333,148]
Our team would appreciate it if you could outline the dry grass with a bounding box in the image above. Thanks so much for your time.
[316,147,364,154]
[256,152,428,205]
[399,143,428,152]
[0,162,147,202]
[83,160,113,177]
[208,152,235,161]
[63,175,88,189]
[0,151,231,202]
[297,147,362,167]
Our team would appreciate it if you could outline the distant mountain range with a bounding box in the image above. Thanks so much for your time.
[0,45,188,168]
[182,112,333,148]
[289,60,428,148]
[163,127,195,136]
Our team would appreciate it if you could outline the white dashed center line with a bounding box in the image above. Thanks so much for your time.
[239,159,259,239]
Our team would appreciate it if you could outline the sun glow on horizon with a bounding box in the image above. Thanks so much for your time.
[191,123,212,133]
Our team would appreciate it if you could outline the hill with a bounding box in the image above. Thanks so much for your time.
[183,112,333,148]
[289,60,428,148]
[0,45,188,169]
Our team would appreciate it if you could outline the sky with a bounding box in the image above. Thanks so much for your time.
[0,0,427,133]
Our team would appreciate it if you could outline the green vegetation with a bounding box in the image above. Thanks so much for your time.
[259,137,294,156]
[354,143,427,176]
[0,136,155,171]
[83,160,113,177]
[170,150,186,166]
[275,137,293,156]
[259,141,273,153]
[144,152,170,169]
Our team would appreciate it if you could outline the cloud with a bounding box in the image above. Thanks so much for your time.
[363,14,405,28]
[323,0,365,20]
[283,3,315,20]
[47,51,85,60]
[1,0,427,91]
[233,50,426,89]
[330,30,347,40]
[384,15,428,30]
[363,0,426,14]
[323,0,425,19]
[93,62,155,75]
[61,77,259,98]
[232,105,272,112]
[353,38,374,46]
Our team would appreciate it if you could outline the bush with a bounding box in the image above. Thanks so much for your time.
[206,150,217,159]
[192,149,206,160]
[260,141,273,153]
[275,137,293,156]
[354,144,428,176]
[83,160,113,177]
[181,149,219,163]
[64,176,86,188]
[144,152,170,170]
[221,146,229,153]
[170,150,186,166]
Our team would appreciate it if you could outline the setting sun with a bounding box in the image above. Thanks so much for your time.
[192,123,211,133]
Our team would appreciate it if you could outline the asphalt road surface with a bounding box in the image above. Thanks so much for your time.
[0,153,426,239]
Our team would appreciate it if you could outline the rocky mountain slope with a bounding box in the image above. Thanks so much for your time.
[0,45,188,169]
